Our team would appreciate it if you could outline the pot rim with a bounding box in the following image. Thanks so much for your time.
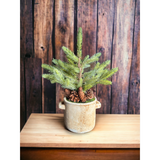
[64,97,97,105]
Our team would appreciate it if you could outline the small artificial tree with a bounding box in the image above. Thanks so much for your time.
[41,27,118,103]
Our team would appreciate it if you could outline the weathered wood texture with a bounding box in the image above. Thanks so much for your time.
[96,0,114,114]
[25,58,42,120]
[77,0,97,59]
[20,0,33,59]
[20,58,26,130]
[34,0,55,113]
[55,0,74,113]
[20,0,140,129]
[21,148,140,160]
[128,0,140,114]
[111,0,136,114]
[20,0,33,130]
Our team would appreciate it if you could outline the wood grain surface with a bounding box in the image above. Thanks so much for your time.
[55,0,74,113]
[96,0,114,114]
[25,58,42,120]
[34,0,55,113]
[77,0,97,59]
[20,58,26,130]
[20,0,33,130]
[21,148,140,160]
[20,0,33,59]
[111,0,136,114]
[20,114,140,148]
[128,0,140,114]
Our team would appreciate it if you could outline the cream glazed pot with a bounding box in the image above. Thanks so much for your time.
[59,97,101,133]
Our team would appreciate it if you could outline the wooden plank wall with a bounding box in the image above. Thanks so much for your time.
[20,0,34,129]
[20,0,140,130]
[111,0,135,114]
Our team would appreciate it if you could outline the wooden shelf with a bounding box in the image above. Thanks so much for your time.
[20,114,140,148]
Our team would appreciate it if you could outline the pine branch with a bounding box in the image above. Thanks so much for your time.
[77,27,84,89]
[42,73,77,90]
[83,75,112,92]
[52,60,78,77]
[84,77,98,86]
[83,60,110,81]
[97,60,110,71]
[83,84,93,92]
[83,64,90,69]
[100,67,118,79]
[62,46,79,63]
[41,64,55,73]
[83,55,89,62]
[61,78,77,90]
[94,62,100,69]
[97,79,112,85]
[77,27,82,58]
[77,78,83,88]
[52,58,59,65]
[57,59,80,73]
[85,52,101,64]
[67,57,75,65]
[41,27,119,93]
[42,64,78,84]
[52,58,79,76]
[54,65,78,83]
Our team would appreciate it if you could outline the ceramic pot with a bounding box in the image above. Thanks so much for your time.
[59,97,101,133]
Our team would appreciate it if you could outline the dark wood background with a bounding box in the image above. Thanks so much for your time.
[20,0,140,130]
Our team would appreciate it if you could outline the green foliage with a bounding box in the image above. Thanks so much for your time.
[77,27,82,58]
[41,27,118,92]
[77,78,83,88]
[62,46,79,63]
[85,97,95,103]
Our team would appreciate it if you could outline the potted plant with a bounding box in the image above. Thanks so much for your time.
[41,27,118,133]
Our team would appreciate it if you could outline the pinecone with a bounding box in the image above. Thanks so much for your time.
[64,88,71,98]
[78,87,87,102]
[86,89,95,100]
[68,90,80,102]
[81,96,86,102]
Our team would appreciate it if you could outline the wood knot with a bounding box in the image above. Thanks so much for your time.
[41,46,45,51]
[132,80,140,86]
[25,53,31,58]
[58,21,67,35]
[99,47,105,54]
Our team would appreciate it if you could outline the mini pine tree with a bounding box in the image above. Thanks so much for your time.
[42,27,118,103]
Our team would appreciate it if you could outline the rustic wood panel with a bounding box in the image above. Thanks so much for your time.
[96,0,115,114]
[55,0,74,113]
[25,58,42,120]
[34,0,56,113]
[20,58,26,130]
[20,0,34,58]
[21,148,140,160]
[111,0,136,114]
[20,0,33,130]
[128,0,140,114]
[77,0,97,59]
